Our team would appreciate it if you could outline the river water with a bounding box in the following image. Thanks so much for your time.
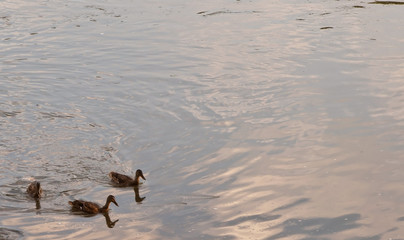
[1,0,404,239]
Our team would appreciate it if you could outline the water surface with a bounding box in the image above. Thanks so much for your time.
[1,0,404,239]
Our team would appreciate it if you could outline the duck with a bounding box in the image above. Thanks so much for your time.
[27,181,43,198]
[68,195,119,214]
[109,169,146,187]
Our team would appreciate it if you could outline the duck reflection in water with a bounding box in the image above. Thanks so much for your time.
[109,169,146,187]
[69,208,119,229]
[27,181,43,210]
[103,212,119,228]
[134,186,145,203]
[35,199,41,210]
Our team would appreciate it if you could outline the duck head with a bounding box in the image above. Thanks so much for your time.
[107,195,119,207]
[135,169,146,181]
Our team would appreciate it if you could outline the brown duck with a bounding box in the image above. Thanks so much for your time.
[109,169,146,187]
[68,195,119,214]
[27,181,43,198]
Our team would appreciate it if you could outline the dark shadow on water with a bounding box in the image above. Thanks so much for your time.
[266,213,363,240]
[216,214,281,227]
[271,198,310,213]
[346,227,399,240]
[213,198,393,239]
[213,198,309,237]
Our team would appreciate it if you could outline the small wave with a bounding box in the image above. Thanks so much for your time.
[0,227,24,240]
[39,112,75,119]
[369,1,404,4]
[0,110,20,117]
[197,10,261,17]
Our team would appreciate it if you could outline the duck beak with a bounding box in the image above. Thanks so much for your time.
[112,199,119,207]
[141,173,146,181]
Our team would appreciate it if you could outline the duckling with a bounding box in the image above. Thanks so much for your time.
[27,181,43,199]
[68,195,119,214]
[109,169,146,187]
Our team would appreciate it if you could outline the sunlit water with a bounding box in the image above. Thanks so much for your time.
[1,0,404,239]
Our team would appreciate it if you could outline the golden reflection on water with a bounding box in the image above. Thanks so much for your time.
[202,122,402,239]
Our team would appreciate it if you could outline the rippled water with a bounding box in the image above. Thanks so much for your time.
[1,0,404,239]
